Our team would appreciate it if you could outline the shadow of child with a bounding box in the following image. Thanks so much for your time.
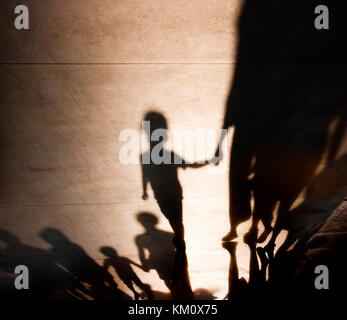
[101,246,153,300]
[141,111,209,249]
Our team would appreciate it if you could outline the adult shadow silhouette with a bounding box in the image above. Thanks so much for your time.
[217,1,347,301]
[141,111,207,250]
[135,212,193,300]
[216,1,347,257]
[40,228,129,300]
[100,246,153,300]
[222,241,247,300]
[0,229,90,299]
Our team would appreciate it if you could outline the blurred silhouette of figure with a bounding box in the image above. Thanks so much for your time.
[135,212,193,299]
[246,156,347,295]
[256,247,269,286]
[276,153,347,257]
[248,243,268,290]
[100,246,153,300]
[40,228,124,300]
[135,212,177,290]
[214,0,346,250]
[261,113,346,257]
[0,229,88,299]
[141,111,207,250]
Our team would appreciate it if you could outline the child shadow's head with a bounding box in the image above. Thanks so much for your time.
[144,112,168,147]
[0,229,20,246]
[100,246,118,258]
[137,212,159,231]
[40,228,70,246]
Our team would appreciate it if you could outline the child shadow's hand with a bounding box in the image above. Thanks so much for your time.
[142,193,149,200]
[210,149,223,166]
[141,261,150,272]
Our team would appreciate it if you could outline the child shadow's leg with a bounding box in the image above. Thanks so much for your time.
[132,274,153,300]
[124,280,141,300]
[157,199,185,250]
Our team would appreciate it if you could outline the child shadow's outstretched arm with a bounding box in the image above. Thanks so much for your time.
[181,160,209,169]
[174,150,222,169]
[141,161,149,200]
[101,260,120,289]
[136,238,150,272]
[126,257,143,270]
[173,152,209,169]
[103,259,111,270]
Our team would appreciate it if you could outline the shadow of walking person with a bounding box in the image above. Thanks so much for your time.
[40,228,129,300]
[215,0,347,255]
[0,229,88,299]
[100,246,153,300]
[141,111,207,250]
[135,212,193,300]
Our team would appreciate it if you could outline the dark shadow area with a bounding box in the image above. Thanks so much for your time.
[135,212,194,300]
[40,228,130,300]
[222,154,347,300]
[0,228,131,300]
[219,0,347,300]
[276,154,347,256]
[0,224,216,301]
[0,229,87,299]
